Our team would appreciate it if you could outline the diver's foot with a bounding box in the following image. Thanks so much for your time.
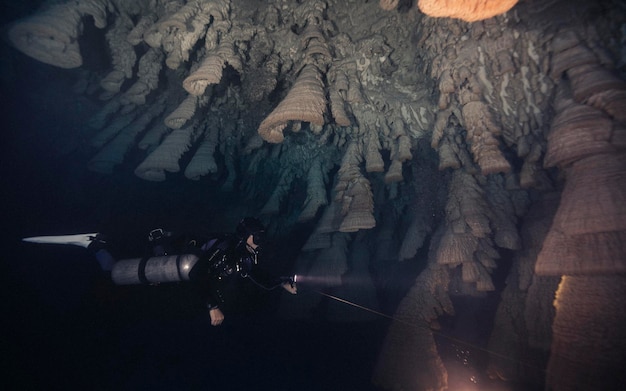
[87,234,108,252]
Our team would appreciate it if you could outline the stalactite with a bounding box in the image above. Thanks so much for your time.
[184,119,220,180]
[485,174,525,250]
[307,232,350,287]
[327,237,381,321]
[257,64,327,143]
[127,12,157,46]
[298,159,330,222]
[122,48,164,106]
[461,100,511,175]
[90,111,138,148]
[261,169,294,215]
[364,128,385,173]
[86,97,122,130]
[435,170,502,292]
[334,141,376,232]
[398,159,445,261]
[7,2,626,389]
[138,122,171,153]
[164,94,201,129]
[89,98,166,173]
[100,14,136,95]
[134,121,202,181]
[7,0,113,68]
[183,31,243,96]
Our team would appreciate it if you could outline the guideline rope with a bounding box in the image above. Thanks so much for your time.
[312,289,547,374]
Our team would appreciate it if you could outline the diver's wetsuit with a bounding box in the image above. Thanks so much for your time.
[187,234,283,310]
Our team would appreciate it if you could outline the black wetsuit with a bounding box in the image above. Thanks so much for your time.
[187,234,283,310]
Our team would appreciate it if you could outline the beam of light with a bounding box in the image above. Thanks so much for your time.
[293,273,376,287]
[296,278,547,387]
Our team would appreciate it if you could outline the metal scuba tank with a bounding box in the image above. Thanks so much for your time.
[111,253,200,285]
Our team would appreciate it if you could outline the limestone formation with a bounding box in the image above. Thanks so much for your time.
[6,0,626,390]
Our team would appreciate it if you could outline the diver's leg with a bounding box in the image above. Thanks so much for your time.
[87,234,116,271]
[94,249,116,271]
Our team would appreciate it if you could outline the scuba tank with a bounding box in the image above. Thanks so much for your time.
[111,253,200,285]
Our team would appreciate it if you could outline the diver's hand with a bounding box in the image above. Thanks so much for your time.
[282,282,297,294]
[209,307,224,326]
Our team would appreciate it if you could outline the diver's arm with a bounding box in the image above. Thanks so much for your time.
[246,267,297,294]
[206,280,227,326]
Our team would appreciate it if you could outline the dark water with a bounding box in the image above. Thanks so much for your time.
[3,247,386,390]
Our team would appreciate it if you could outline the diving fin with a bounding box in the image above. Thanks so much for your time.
[22,233,101,248]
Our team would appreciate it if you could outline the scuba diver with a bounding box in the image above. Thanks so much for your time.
[23,217,297,326]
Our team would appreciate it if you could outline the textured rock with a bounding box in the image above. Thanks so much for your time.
[6,0,626,390]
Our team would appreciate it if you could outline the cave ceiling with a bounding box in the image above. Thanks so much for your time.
[5,0,626,293]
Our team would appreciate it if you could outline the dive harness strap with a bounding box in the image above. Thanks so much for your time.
[176,254,185,281]
[137,256,150,284]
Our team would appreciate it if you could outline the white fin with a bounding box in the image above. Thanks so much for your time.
[22,233,100,248]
